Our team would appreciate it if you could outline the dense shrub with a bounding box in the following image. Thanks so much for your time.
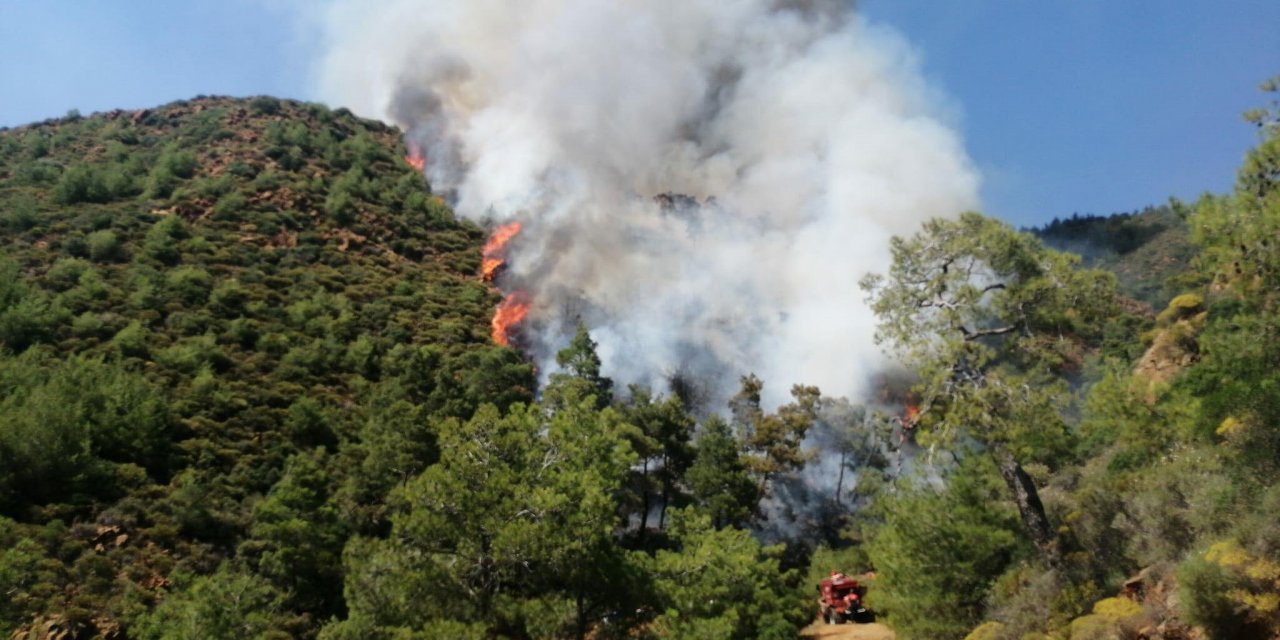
[86,229,124,262]
[250,96,282,116]
[129,565,296,639]
[165,265,213,305]
[53,165,110,204]
[0,353,170,511]
[0,262,68,352]
[0,199,38,231]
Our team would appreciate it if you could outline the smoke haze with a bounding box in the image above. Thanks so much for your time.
[309,0,980,406]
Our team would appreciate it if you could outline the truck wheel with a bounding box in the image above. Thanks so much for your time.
[824,608,834,625]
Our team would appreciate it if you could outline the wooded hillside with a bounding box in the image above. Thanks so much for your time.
[0,96,539,637]
[2,79,1279,640]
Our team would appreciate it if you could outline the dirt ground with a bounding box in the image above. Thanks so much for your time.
[799,620,896,640]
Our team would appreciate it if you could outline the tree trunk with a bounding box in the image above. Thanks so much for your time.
[575,590,588,640]
[835,449,847,505]
[992,446,1059,564]
[638,459,650,542]
[658,473,670,530]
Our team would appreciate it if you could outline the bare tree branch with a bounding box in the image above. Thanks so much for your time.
[958,325,1017,340]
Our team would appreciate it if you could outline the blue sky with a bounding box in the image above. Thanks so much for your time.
[860,0,1280,225]
[0,1,311,124]
[1,1,1276,227]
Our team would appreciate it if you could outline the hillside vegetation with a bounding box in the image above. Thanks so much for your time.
[851,80,1280,640]
[0,96,538,636]
[1,77,1279,640]
[1030,205,1196,308]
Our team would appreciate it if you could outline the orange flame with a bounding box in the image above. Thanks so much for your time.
[404,142,425,172]
[492,290,531,346]
[903,404,920,426]
[482,221,522,282]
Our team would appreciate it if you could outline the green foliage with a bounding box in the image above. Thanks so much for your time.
[731,374,819,492]
[863,212,1119,401]
[1065,597,1144,640]
[111,320,150,358]
[207,278,247,317]
[545,320,613,410]
[648,508,808,640]
[0,351,169,511]
[0,260,69,352]
[862,212,1120,560]
[211,190,247,220]
[250,96,283,116]
[0,534,61,637]
[865,455,1023,640]
[866,212,1119,357]
[1191,118,1280,304]
[1077,362,1181,462]
[945,81,1280,640]
[145,165,179,199]
[0,97,525,633]
[129,565,296,640]
[53,165,111,204]
[45,257,91,291]
[335,397,638,636]
[0,197,39,231]
[241,449,346,616]
[687,415,758,529]
[165,265,212,305]
[1176,555,1248,639]
[963,621,1005,640]
[806,544,874,591]
[157,147,198,180]
[145,147,198,199]
[1168,485,1280,639]
[142,215,189,264]
[1031,205,1196,308]
[618,385,695,539]
[282,396,336,449]
[1156,293,1205,326]
[86,229,124,262]
[334,385,434,527]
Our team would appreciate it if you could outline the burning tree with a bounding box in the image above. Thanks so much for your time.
[860,212,1120,562]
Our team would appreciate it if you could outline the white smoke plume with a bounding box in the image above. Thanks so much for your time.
[309,0,980,406]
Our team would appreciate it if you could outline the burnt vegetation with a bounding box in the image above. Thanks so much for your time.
[1,78,1279,640]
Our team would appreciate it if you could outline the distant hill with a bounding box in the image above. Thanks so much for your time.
[1028,205,1197,308]
[0,96,533,636]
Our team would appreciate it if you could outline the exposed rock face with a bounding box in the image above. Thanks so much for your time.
[1134,294,1207,392]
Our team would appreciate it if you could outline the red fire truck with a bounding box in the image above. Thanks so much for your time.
[818,571,869,624]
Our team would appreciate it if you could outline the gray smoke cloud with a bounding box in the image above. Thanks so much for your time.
[309,0,980,406]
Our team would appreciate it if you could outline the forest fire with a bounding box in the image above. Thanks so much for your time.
[903,403,920,427]
[404,142,425,172]
[401,138,527,347]
[483,222,529,346]
[491,291,531,346]
[482,221,522,282]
